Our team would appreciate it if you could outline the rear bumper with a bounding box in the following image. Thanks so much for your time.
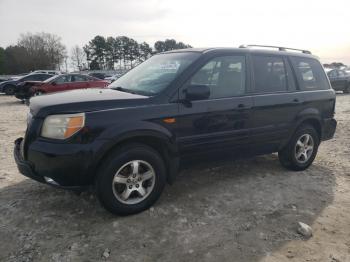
[322,118,337,141]
[14,138,86,191]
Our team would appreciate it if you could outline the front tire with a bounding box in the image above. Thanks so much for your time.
[95,144,166,215]
[343,85,350,94]
[278,125,319,171]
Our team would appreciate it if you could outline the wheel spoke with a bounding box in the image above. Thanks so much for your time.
[137,186,146,197]
[297,140,304,147]
[142,171,153,181]
[296,151,303,159]
[113,176,128,184]
[302,152,308,161]
[121,188,133,200]
[131,161,139,175]
[303,135,310,146]
[305,146,313,152]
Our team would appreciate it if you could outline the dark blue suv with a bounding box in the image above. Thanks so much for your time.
[14,46,337,215]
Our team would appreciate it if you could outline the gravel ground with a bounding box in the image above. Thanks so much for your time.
[0,94,349,262]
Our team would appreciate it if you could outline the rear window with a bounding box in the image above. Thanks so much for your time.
[252,55,287,93]
[290,57,330,90]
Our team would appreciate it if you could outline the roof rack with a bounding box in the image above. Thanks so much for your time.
[239,45,312,54]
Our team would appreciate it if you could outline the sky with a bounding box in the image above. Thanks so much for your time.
[1,0,350,64]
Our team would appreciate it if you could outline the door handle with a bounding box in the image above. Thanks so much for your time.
[292,98,300,103]
[237,103,245,109]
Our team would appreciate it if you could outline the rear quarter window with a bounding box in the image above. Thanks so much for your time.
[290,57,330,90]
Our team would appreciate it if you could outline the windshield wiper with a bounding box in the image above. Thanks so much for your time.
[111,86,153,96]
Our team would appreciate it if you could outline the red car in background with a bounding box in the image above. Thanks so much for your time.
[15,74,109,99]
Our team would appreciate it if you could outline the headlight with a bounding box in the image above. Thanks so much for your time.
[41,113,85,139]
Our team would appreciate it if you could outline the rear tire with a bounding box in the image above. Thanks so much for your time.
[4,85,15,95]
[95,143,166,215]
[278,125,319,171]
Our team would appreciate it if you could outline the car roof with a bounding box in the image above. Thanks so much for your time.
[162,47,319,59]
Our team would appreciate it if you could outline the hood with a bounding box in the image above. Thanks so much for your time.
[29,88,150,117]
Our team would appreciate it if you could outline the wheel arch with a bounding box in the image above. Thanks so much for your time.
[92,130,179,185]
[281,109,323,150]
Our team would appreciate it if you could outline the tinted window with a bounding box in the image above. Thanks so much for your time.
[188,55,246,99]
[290,57,329,90]
[252,56,287,93]
[72,75,87,82]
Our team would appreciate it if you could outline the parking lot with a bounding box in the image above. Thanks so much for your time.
[0,94,349,262]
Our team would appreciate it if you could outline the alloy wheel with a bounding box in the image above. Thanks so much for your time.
[112,160,155,205]
[294,134,314,164]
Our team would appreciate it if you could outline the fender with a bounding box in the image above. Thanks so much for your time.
[91,120,179,184]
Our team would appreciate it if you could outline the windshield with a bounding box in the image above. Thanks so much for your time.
[109,52,200,95]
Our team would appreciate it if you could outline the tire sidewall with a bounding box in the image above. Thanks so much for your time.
[96,145,166,215]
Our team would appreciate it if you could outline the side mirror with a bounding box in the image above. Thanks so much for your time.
[185,85,210,101]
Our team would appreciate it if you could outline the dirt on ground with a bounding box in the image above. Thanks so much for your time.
[0,94,349,262]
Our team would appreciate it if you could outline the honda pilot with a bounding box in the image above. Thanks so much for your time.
[14,46,337,215]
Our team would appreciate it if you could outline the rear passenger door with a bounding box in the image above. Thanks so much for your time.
[176,54,254,155]
[289,56,334,122]
[250,55,301,152]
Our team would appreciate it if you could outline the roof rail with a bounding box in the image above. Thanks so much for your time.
[239,45,312,54]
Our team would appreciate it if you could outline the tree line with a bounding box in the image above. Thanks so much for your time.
[82,36,192,70]
[0,32,192,74]
[0,32,66,74]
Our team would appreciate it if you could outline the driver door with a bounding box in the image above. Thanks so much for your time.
[175,55,253,156]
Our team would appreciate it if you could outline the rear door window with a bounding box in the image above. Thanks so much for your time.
[252,56,288,93]
[290,57,330,90]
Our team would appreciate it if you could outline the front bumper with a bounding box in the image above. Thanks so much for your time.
[14,138,86,191]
